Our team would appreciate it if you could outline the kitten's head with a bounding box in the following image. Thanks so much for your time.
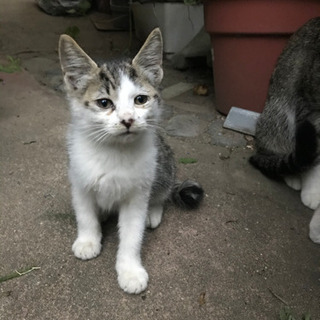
[58,29,163,144]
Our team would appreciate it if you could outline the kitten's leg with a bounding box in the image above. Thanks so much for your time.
[301,164,320,210]
[284,175,302,191]
[71,185,102,260]
[116,194,149,294]
[310,207,320,244]
[146,205,163,229]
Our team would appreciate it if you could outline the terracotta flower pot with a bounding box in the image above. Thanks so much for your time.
[204,0,320,115]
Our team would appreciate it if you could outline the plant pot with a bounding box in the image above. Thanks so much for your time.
[204,0,320,115]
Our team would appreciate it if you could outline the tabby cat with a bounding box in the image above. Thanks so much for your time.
[250,17,320,244]
[58,29,203,294]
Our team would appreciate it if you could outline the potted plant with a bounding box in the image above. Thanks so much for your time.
[203,0,320,114]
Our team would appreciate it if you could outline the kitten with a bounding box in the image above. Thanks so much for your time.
[249,17,320,244]
[58,29,204,294]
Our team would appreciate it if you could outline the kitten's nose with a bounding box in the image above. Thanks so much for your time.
[121,119,134,129]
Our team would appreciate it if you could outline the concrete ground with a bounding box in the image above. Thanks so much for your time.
[0,1,319,319]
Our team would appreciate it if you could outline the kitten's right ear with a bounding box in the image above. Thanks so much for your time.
[59,35,98,91]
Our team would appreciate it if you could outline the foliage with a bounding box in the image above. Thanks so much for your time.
[179,157,198,164]
[279,307,312,320]
[0,56,21,73]
[64,26,80,39]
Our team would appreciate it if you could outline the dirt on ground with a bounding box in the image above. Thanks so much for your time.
[0,1,319,320]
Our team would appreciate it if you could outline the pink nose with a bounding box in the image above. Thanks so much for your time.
[121,119,134,129]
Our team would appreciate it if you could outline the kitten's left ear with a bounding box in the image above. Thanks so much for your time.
[59,34,98,92]
[132,28,163,86]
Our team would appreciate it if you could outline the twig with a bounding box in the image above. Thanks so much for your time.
[268,288,288,305]
[0,266,40,283]
[15,267,40,276]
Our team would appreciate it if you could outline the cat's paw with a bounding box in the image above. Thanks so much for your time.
[310,208,320,244]
[301,191,320,210]
[117,265,149,294]
[72,238,101,260]
[284,176,301,191]
[146,206,163,229]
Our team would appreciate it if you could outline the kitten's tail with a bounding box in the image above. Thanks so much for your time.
[171,180,204,209]
[249,120,318,178]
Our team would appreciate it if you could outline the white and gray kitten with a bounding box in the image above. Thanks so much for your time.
[58,29,203,294]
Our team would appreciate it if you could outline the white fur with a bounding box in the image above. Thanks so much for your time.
[68,73,159,294]
[310,207,320,244]
[285,166,320,244]
[301,164,320,210]
[145,205,164,229]
[285,167,320,245]
[284,175,302,191]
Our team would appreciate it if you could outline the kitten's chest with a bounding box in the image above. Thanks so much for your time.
[70,138,157,208]
[96,152,156,209]
[94,153,151,191]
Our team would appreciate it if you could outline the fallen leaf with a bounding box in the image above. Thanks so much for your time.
[199,292,206,306]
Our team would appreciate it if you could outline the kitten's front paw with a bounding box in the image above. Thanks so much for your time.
[310,208,320,244]
[117,265,149,294]
[301,191,320,210]
[284,176,301,191]
[72,238,101,260]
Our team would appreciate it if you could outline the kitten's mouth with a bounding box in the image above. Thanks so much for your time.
[120,129,136,136]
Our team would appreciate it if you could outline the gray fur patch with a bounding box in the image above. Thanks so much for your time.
[251,17,320,176]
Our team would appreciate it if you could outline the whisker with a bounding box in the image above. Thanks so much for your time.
[146,122,164,131]
[95,130,112,145]
[76,124,111,145]
[86,130,108,143]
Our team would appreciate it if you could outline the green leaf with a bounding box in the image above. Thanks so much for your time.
[179,157,197,164]
[0,56,21,73]
[279,307,296,320]
[302,313,312,320]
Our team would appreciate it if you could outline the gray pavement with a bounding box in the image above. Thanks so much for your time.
[0,1,319,319]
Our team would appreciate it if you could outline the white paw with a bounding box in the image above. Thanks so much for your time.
[301,191,320,210]
[117,265,149,294]
[284,176,301,191]
[72,238,101,260]
[146,214,162,229]
[310,209,320,244]
[146,206,163,229]
[310,228,320,244]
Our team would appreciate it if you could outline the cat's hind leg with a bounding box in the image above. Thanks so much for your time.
[284,175,302,191]
[146,205,163,229]
[310,207,320,244]
[301,164,320,210]
[71,186,102,260]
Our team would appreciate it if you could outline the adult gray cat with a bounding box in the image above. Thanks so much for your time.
[58,29,203,294]
[250,17,320,244]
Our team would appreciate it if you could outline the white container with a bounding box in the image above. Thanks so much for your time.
[131,2,204,54]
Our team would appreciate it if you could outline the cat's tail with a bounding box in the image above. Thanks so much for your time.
[171,180,204,209]
[249,120,318,178]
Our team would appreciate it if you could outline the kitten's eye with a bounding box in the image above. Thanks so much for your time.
[134,95,149,105]
[96,98,114,110]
